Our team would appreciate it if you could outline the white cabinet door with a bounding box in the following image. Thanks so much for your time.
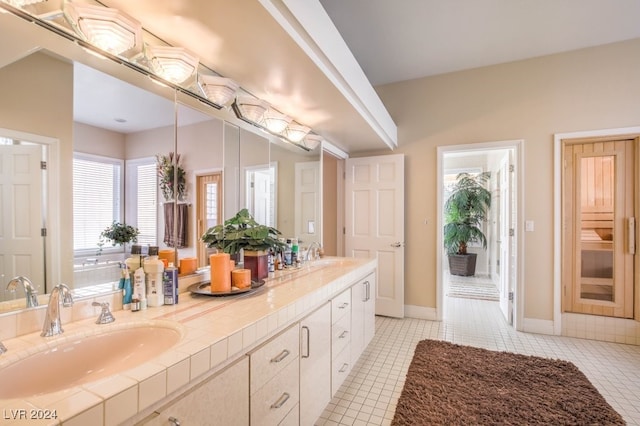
[351,272,376,365]
[144,357,249,426]
[300,303,331,426]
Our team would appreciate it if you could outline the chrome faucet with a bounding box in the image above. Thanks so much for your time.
[6,276,39,308]
[304,241,322,262]
[92,301,115,324]
[41,283,74,337]
[0,341,6,355]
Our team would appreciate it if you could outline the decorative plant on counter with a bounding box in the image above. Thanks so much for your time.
[201,208,286,255]
[156,152,186,202]
[97,221,140,255]
[443,172,491,276]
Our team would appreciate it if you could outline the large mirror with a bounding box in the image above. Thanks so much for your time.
[0,9,322,315]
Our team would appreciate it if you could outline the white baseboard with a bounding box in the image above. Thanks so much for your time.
[522,317,555,335]
[404,305,438,320]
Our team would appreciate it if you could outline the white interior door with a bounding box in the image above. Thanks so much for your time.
[295,161,321,244]
[0,144,44,298]
[498,154,513,323]
[345,154,405,318]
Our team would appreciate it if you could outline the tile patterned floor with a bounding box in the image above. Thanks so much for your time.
[317,296,640,425]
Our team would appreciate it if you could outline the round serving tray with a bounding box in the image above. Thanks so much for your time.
[188,279,265,297]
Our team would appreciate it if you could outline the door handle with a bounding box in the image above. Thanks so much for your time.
[628,217,636,255]
[301,326,310,359]
[390,242,405,248]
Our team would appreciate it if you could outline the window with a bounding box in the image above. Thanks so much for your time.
[126,158,158,247]
[73,153,123,253]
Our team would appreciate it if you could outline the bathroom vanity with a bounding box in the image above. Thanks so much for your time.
[0,257,376,426]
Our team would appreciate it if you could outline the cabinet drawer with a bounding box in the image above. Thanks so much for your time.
[278,403,299,426]
[251,357,300,426]
[331,312,351,359]
[332,288,351,324]
[250,324,299,391]
[331,346,351,396]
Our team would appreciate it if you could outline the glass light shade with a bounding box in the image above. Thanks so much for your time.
[146,45,199,85]
[2,0,45,6]
[303,134,323,150]
[198,75,239,106]
[64,3,142,56]
[285,123,311,143]
[261,109,292,134]
[235,96,269,123]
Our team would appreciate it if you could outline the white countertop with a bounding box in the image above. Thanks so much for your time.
[0,256,376,425]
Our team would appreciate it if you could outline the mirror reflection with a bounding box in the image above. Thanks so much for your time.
[0,10,323,316]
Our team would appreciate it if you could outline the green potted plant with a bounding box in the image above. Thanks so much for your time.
[97,221,140,256]
[156,152,186,202]
[443,172,491,276]
[201,208,285,281]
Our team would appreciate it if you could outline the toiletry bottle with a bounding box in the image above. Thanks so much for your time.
[132,267,147,310]
[268,248,275,274]
[121,263,133,309]
[163,263,178,305]
[284,239,292,266]
[144,246,164,307]
[275,250,283,271]
[125,244,143,277]
[291,238,299,265]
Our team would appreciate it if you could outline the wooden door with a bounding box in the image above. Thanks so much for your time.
[196,172,222,267]
[345,154,405,318]
[563,139,634,318]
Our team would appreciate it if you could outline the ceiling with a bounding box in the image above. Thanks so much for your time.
[319,0,640,86]
[13,1,640,152]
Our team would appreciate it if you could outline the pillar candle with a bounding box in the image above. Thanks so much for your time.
[210,253,231,293]
[179,257,197,275]
[232,269,252,289]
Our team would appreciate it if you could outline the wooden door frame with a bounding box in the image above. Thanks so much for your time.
[437,139,524,330]
[554,127,640,334]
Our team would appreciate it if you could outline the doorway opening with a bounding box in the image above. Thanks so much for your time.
[437,140,523,329]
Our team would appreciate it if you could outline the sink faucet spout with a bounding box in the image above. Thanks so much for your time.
[41,283,74,337]
[6,276,39,308]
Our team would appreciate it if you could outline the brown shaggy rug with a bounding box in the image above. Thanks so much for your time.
[392,340,625,425]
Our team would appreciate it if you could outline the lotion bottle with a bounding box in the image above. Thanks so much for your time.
[144,246,164,307]
[132,267,147,310]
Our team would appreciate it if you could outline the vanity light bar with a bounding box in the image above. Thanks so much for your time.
[285,123,311,143]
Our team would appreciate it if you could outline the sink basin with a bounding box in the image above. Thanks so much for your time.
[0,323,182,398]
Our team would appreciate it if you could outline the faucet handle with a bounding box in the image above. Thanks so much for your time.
[92,301,115,324]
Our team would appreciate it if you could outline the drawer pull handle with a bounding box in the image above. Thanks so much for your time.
[270,349,290,363]
[338,302,349,309]
[339,330,349,339]
[363,281,369,302]
[270,392,290,409]
[339,363,349,373]
[168,417,181,426]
